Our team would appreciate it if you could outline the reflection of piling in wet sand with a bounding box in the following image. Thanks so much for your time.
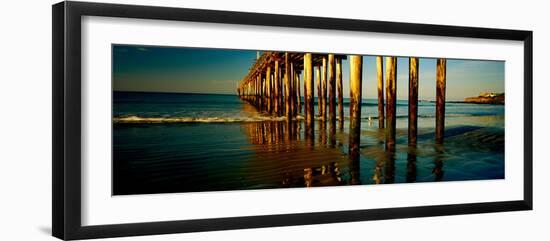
[434,144,445,181]
[406,146,417,183]
[319,120,327,145]
[328,117,336,148]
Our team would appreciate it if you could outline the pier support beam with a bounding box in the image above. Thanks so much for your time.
[336,56,343,129]
[266,66,272,114]
[297,72,301,114]
[262,74,266,111]
[258,75,261,107]
[385,57,397,150]
[321,56,328,121]
[291,66,297,117]
[274,60,280,116]
[304,53,315,137]
[408,57,419,145]
[376,56,385,129]
[436,58,447,144]
[327,54,336,126]
[279,66,284,115]
[316,65,321,117]
[349,55,363,158]
[262,75,268,111]
[285,53,292,120]
[304,67,308,118]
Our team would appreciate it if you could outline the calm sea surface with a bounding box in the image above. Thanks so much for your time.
[113,91,504,195]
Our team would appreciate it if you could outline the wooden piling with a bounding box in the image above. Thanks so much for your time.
[316,65,321,117]
[327,54,336,126]
[253,75,260,108]
[279,66,284,115]
[408,57,419,145]
[274,60,280,115]
[266,66,272,113]
[435,58,446,144]
[290,62,295,118]
[336,56,343,129]
[349,55,363,154]
[258,72,265,112]
[321,56,328,121]
[385,57,397,150]
[285,53,292,120]
[304,53,314,137]
[304,68,308,118]
[376,56,385,129]
[297,72,301,114]
[263,75,267,112]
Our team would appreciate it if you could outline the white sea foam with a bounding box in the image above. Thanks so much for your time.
[113,113,486,124]
[113,115,290,123]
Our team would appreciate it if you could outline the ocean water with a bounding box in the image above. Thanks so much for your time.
[113,91,505,195]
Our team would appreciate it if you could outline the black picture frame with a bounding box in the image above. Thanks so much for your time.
[52,1,533,240]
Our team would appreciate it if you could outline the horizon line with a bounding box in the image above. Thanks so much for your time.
[114,90,503,102]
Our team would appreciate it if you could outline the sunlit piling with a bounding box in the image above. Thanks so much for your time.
[336,56,343,129]
[296,71,301,114]
[321,56,328,121]
[348,55,362,185]
[316,65,322,117]
[385,57,397,150]
[436,58,446,144]
[408,57,419,145]
[304,53,315,137]
[279,65,284,116]
[376,56,385,129]
[290,62,296,118]
[285,53,292,120]
[304,66,308,118]
[274,60,280,115]
[348,55,363,161]
[266,65,272,113]
[327,54,336,126]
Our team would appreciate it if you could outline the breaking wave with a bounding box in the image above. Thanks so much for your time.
[113,115,290,123]
[114,113,493,124]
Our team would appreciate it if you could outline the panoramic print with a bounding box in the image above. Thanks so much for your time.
[112,45,505,195]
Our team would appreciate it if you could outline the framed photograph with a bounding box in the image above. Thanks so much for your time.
[52,1,533,240]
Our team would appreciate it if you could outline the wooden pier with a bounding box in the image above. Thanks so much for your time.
[237,52,447,149]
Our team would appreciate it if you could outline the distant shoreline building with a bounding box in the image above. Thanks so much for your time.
[464,92,504,104]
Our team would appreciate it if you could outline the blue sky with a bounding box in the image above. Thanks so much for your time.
[113,45,504,101]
